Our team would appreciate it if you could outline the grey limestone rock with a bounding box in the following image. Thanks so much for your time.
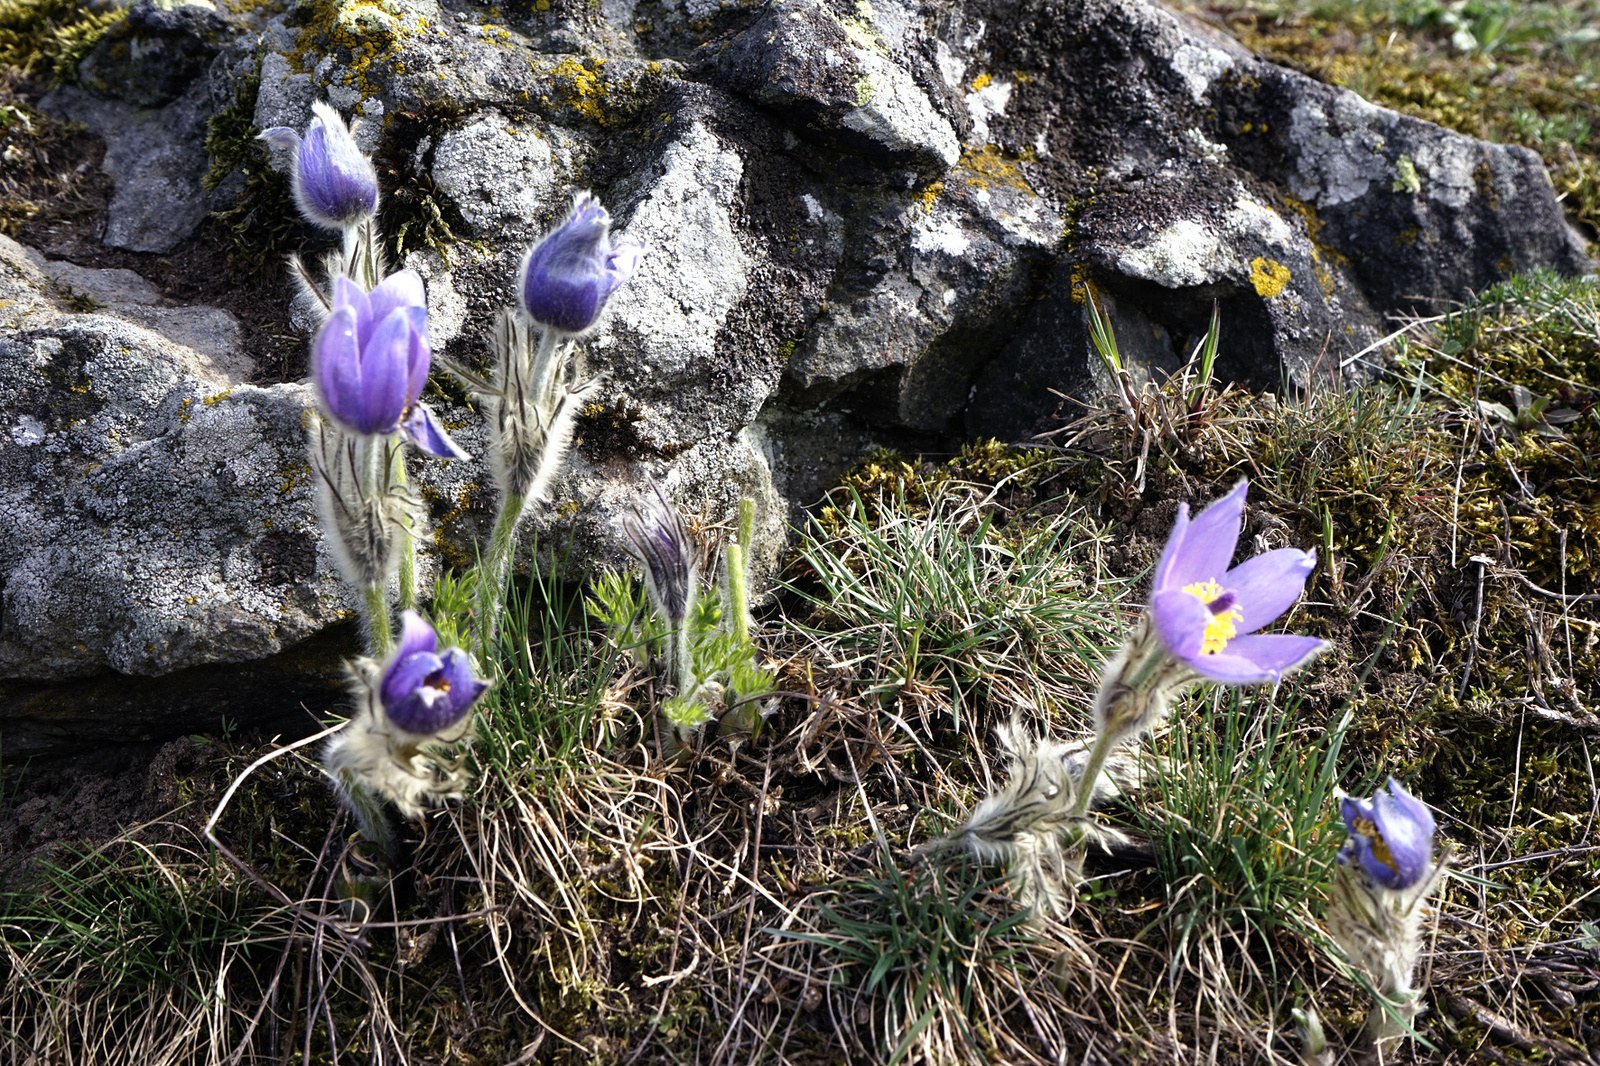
[78,0,236,109]
[39,79,216,253]
[0,237,352,690]
[711,0,959,180]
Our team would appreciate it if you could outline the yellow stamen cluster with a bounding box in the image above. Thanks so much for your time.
[1182,579,1242,655]
[1351,815,1398,873]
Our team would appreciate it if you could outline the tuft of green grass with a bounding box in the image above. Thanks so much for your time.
[1140,687,1361,971]
[0,831,291,1060]
[785,483,1130,729]
[775,858,1036,1064]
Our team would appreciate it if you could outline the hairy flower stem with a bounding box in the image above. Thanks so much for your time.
[726,497,756,643]
[390,449,417,613]
[364,583,393,655]
[354,434,394,654]
[529,328,562,412]
[343,218,381,291]
[1068,631,1176,820]
[475,491,526,662]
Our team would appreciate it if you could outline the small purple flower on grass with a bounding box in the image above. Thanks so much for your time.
[1149,480,1325,684]
[381,610,489,736]
[1340,778,1437,890]
[519,192,643,335]
[260,101,379,232]
[313,271,467,458]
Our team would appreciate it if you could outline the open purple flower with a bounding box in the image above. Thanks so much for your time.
[313,271,467,458]
[260,101,379,232]
[1149,480,1325,684]
[380,611,489,736]
[1340,778,1436,890]
[518,192,643,335]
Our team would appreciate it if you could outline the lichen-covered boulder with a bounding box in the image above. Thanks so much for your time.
[78,0,236,109]
[0,237,350,683]
[39,80,217,253]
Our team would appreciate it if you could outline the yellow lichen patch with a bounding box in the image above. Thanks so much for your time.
[970,72,992,91]
[1392,153,1421,194]
[552,56,609,124]
[201,390,235,406]
[290,0,426,96]
[913,181,943,211]
[1068,263,1092,304]
[1279,194,1349,266]
[1250,256,1290,298]
[957,145,1036,195]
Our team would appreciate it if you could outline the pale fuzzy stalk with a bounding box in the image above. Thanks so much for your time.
[669,619,693,700]
[342,217,383,291]
[357,433,393,653]
[1325,857,1446,1053]
[724,540,748,642]
[1068,619,1194,819]
[390,447,417,613]
[474,491,526,662]
[335,766,395,856]
[364,583,393,656]
[528,326,563,412]
[726,497,756,642]
[525,376,600,504]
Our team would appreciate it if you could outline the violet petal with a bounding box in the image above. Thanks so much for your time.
[1224,547,1319,633]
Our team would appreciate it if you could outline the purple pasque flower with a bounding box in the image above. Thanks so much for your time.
[313,271,467,458]
[380,610,489,736]
[1149,480,1325,684]
[518,192,643,335]
[260,101,379,232]
[1340,778,1436,890]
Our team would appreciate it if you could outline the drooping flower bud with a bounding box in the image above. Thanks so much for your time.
[518,192,643,335]
[260,101,380,233]
[380,611,489,736]
[311,271,467,458]
[620,482,699,626]
[1326,777,1445,1052]
[1339,778,1437,890]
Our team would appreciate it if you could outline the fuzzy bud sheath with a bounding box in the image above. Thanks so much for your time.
[956,716,1139,916]
[1325,778,1445,1051]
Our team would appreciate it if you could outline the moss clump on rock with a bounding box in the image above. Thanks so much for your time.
[0,0,120,84]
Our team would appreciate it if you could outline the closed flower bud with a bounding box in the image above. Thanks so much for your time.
[518,192,642,335]
[260,101,379,232]
[1339,778,1436,890]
